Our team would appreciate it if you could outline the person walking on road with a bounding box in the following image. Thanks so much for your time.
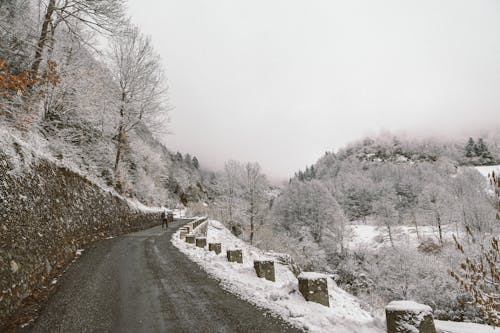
[161,208,169,229]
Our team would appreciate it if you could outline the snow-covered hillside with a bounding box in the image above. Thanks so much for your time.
[172,220,385,333]
[173,220,498,333]
[347,224,457,251]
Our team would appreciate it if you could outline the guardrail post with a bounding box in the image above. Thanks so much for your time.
[385,301,436,333]
[226,249,243,263]
[298,272,329,307]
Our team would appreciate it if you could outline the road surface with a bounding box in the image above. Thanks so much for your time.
[25,221,302,333]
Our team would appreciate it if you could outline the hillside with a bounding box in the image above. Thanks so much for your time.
[247,134,500,326]
[0,0,212,209]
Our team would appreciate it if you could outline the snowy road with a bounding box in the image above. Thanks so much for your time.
[24,221,302,333]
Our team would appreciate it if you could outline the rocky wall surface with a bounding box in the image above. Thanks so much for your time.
[0,147,161,323]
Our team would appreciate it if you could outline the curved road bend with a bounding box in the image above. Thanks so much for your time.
[24,221,303,333]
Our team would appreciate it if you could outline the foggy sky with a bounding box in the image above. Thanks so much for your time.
[127,0,500,180]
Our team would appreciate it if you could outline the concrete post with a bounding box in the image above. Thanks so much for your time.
[385,301,436,333]
[195,237,207,248]
[253,260,275,282]
[226,249,243,263]
[298,272,329,307]
[185,235,195,244]
[208,243,222,254]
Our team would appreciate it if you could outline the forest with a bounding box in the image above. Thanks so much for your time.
[201,134,500,324]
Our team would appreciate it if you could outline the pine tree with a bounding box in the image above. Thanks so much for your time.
[192,156,199,169]
[475,138,486,157]
[310,165,316,179]
[465,137,476,158]
[477,138,495,164]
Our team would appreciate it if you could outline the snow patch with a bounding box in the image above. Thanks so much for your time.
[385,300,432,313]
[435,320,497,333]
[474,165,500,178]
[298,272,327,280]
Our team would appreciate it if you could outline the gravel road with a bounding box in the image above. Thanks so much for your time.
[24,221,302,333]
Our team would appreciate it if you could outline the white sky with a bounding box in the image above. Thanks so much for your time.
[127,0,500,180]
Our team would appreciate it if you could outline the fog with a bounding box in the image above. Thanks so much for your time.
[128,0,500,180]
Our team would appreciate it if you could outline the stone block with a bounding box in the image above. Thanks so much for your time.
[298,272,329,307]
[179,228,188,239]
[209,243,221,254]
[226,249,243,263]
[254,260,275,282]
[385,301,436,333]
[195,237,207,248]
[185,235,195,244]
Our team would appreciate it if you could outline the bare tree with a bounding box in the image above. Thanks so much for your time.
[31,0,125,78]
[219,160,244,235]
[243,162,267,245]
[108,25,169,192]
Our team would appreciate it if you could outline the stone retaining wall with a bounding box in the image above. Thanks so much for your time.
[0,148,161,323]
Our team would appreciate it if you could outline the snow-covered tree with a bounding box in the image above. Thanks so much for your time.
[192,156,199,169]
[30,0,125,78]
[107,25,169,192]
[242,162,267,244]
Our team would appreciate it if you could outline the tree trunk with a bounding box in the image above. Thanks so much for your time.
[113,93,127,193]
[412,211,420,240]
[113,124,125,193]
[250,215,254,245]
[387,224,394,248]
[249,191,255,245]
[436,212,443,245]
[31,0,56,78]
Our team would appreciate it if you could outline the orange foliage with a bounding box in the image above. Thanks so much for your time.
[0,58,38,97]
[0,58,60,99]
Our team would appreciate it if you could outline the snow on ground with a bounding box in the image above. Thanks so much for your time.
[474,164,500,178]
[347,224,458,251]
[172,220,385,333]
[435,320,497,333]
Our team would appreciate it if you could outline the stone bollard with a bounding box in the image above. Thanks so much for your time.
[179,228,188,239]
[195,237,207,248]
[254,260,275,282]
[209,243,222,255]
[298,272,329,307]
[226,249,243,263]
[385,301,436,333]
[185,235,195,244]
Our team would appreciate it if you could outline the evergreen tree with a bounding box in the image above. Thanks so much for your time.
[175,152,183,162]
[475,138,486,157]
[465,137,475,158]
[310,165,316,179]
[192,156,199,169]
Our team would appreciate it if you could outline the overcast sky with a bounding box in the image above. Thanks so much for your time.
[127,0,500,180]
